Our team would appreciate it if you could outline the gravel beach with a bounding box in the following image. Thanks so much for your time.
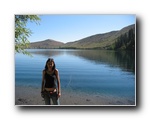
[15,86,135,106]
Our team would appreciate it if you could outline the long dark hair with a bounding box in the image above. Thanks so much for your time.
[44,58,56,71]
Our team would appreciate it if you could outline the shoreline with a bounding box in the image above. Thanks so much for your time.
[15,86,135,106]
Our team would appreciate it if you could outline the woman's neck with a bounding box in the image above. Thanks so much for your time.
[48,68,53,72]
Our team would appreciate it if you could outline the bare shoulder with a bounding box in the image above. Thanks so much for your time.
[54,69,59,74]
[42,70,46,74]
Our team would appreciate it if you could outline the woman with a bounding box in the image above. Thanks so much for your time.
[41,58,61,105]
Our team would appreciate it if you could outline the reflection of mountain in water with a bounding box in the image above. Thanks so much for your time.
[28,49,135,73]
[27,49,64,58]
[67,50,135,73]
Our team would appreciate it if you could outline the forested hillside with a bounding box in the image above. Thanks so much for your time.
[28,24,135,50]
[109,28,135,50]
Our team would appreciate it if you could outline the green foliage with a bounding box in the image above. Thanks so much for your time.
[15,15,40,55]
[113,28,135,50]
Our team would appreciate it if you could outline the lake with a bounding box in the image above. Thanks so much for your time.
[15,49,135,104]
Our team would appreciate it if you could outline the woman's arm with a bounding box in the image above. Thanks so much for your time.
[41,70,45,93]
[55,69,61,97]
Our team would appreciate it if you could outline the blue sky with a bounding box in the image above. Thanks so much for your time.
[27,14,136,43]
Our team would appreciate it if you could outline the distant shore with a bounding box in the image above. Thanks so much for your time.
[15,86,135,106]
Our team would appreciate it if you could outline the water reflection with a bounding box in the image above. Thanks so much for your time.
[27,49,64,57]
[68,50,135,73]
[27,49,135,73]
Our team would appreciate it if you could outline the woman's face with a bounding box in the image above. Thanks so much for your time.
[47,61,54,69]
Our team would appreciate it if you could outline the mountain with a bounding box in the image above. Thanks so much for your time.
[28,39,64,49]
[60,24,135,49]
[28,24,135,50]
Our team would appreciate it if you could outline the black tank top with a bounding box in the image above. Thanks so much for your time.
[44,70,56,88]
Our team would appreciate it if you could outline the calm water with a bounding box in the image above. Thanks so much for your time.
[15,49,135,101]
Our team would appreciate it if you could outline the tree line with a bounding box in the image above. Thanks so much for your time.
[113,28,135,50]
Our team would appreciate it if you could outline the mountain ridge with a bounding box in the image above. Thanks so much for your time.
[29,39,64,49]
[28,24,135,50]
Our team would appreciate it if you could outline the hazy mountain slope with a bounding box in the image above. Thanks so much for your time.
[61,24,135,49]
[28,24,135,49]
[28,39,64,49]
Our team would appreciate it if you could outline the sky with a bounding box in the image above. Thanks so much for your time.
[27,14,136,43]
